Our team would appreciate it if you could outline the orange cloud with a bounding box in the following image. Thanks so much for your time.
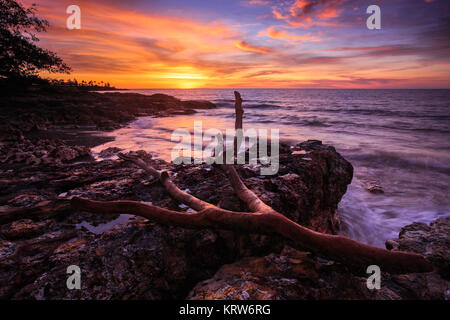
[291,0,345,20]
[22,0,253,87]
[263,26,319,42]
[317,6,342,19]
[271,0,346,27]
[235,40,279,54]
[272,7,289,20]
[19,0,450,89]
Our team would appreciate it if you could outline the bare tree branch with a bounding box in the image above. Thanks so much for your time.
[220,164,274,213]
[118,152,212,211]
[71,197,432,274]
[70,91,433,275]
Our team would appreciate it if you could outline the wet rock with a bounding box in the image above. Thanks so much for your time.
[0,230,78,299]
[0,138,92,166]
[0,90,216,141]
[280,140,354,233]
[0,219,55,240]
[364,181,384,194]
[99,147,122,158]
[12,222,232,299]
[188,240,450,300]
[0,141,354,299]
[0,240,17,262]
[52,144,91,162]
[8,194,47,207]
[166,140,353,235]
[188,246,375,300]
[1,133,446,300]
[386,218,450,279]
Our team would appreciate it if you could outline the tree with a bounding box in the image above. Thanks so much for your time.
[0,0,70,82]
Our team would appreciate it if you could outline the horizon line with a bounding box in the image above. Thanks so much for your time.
[111,87,450,90]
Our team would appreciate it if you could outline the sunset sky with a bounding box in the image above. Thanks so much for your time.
[24,0,450,89]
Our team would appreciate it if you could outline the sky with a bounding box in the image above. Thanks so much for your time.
[23,0,450,89]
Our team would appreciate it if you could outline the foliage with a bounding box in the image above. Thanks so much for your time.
[0,0,71,80]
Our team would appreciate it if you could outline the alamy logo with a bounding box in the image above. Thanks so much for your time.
[66,5,81,30]
[66,265,81,290]
[366,265,381,290]
[170,121,279,175]
[366,5,381,30]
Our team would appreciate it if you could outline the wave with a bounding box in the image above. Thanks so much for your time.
[346,151,450,174]
[295,120,330,127]
[245,104,282,109]
[214,102,234,108]
[407,127,450,134]
[134,117,154,129]
[305,107,450,120]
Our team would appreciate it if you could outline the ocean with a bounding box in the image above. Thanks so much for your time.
[92,89,450,247]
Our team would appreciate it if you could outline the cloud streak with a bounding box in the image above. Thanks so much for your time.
[235,40,279,54]
[20,0,450,88]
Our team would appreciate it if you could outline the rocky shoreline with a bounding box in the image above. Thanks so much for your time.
[0,89,448,299]
[0,88,215,143]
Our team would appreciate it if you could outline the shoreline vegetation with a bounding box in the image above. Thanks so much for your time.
[0,87,448,299]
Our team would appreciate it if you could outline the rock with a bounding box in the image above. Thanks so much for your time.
[0,140,354,299]
[0,138,92,166]
[189,236,450,300]
[0,90,216,141]
[279,140,354,233]
[187,245,384,300]
[11,222,231,299]
[183,100,216,110]
[8,194,47,207]
[295,140,324,150]
[0,132,447,300]
[0,240,17,262]
[386,218,450,279]
[99,147,122,158]
[0,219,55,240]
[363,181,384,194]
[0,230,78,299]
[52,144,91,162]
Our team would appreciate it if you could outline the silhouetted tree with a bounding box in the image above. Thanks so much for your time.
[0,0,70,84]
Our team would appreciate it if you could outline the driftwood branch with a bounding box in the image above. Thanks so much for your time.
[233,91,243,155]
[71,92,433,274]
[71,197,431,274]
[118,153,211,211]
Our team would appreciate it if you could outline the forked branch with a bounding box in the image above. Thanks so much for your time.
[118,153,211,211]
[71,92,433,275]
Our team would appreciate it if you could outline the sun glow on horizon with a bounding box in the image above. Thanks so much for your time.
[28,0,450,89]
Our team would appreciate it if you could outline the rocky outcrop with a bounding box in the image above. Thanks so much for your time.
[2,88,447,300]
[0,89,216,139]
[0,138,91,166]
[284,140,353,233]
[386,218,450,280]
[188,219,450,300]
[187,246,380,300]
[0,140,355,299]
[3,222,230,299]
[0,140,447,300]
